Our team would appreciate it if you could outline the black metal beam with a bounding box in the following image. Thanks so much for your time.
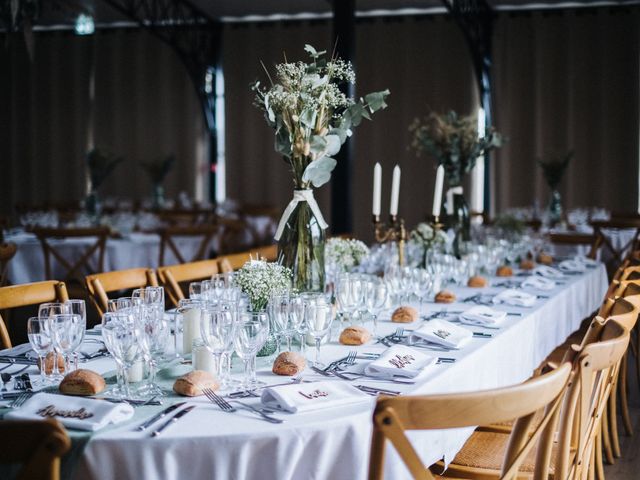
[331,0,355,235]
[98,0,221,205]
[442,0,495,213]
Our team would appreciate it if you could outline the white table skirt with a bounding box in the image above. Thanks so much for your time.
[71,264,607,480]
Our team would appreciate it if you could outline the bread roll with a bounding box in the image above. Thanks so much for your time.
[434,290,457,304]
[519,259,535,270]
[496,265,514,277]
[467,276,487,288]
[59,369,105,396]
[537,253,553,266]
[339,326,372,345]
[38,352,66,375]
[173,370,219,397]
[272,351,307,376]
[391,306,419,323]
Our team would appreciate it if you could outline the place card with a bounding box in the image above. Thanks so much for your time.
[364,345,435,379]
[533,265,564,279]
[459,305,508,326]
[410,319,472,349]
[492,289,537,307]
[260,381,368,413]
[522,276,556,291]
[558,259,587,273]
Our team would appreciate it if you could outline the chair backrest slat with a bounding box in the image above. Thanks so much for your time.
[157,259,219,307]
[85,269,158,316]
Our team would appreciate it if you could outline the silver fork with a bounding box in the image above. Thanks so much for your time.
[1,365,30,392]
[202,388,282,424]
[10,392,31,408]
[331,351,357,372]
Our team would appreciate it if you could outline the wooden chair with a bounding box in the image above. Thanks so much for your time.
[0,419,71,480]
[427,318,629,480]
[0,242,17,287]
[157,225,219,266]
[85,268,158,316]
[369,362,573,480]
[547,232,603,260]
[32,227,110,285]
[591,218,640,264]
[0,281,69,349]
[157,259,219,307]
[217,245,278,273]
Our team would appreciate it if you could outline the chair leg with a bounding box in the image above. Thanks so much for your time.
[620,354,633,436]
[609,381,622,458]
[636,327,640,393]
[602,404,615,464]
[595,428,606,480]
[588,447,596,480]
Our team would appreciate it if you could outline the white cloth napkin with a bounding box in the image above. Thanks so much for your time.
[364,345,436,379]
[533,265,564,279]
[459,306,508,326]
[559,259,587,273]
[5,393,135,431]
[410,319,472,348]
[260,381,368,414]
[574,256,598,268]
[522,276,556,291]
[492,289,537,307]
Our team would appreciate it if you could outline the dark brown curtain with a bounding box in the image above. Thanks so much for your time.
[223,16,477,242]
[492,7,640,214]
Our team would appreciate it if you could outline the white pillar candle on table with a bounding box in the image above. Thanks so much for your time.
[373,163,382,216]
[432,164,445,217]
[390,165,401,216]
[126,360,144,383]
[182,308,201,354]
[193,341,217,375]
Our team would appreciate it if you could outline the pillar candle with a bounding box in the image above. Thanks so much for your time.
[432,165,444,217]
[373,163,382,216]
[390,165,401,216]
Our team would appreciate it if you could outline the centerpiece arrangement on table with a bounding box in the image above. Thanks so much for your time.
[252,44,390,291]
[409,110,503,252]
[538,151,572,226]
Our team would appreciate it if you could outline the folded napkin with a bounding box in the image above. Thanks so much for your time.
[0,343,34,357]
[522,276,556,291]
[492,289,537,307]
[459,306,508,326]
[533,265,564,279]
[5,393,134,431]
[558,259,587,273]
[576,256,598,267]
[364,345,436,379]
[410,319,472,349]
[261,381,368,414]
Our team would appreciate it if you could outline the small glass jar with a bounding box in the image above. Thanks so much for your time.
[192,339,217,376]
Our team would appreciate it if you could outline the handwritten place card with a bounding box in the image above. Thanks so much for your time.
[261,381,368,413]
[298,389,329,400]
[410,319,472,349]
[389,354,415,369]
[37,404,94,420]
[365,345,435,379]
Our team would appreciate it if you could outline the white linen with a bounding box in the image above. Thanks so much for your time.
[460,306,508,326]
[260,381,367,413]
[492,289,537,307]
[522,276,556,291]
[71,264,608,480]
[364,345,435,379]
[410,319,472,348]
[559,259,587,273]
[6,392,134,431]
[534,265,565,279]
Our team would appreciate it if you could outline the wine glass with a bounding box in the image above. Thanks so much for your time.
[136,303,168,396]
[49,314,77,380]
[200,305,237,381]
[102,311,141,398]
[268,294,290,352]
[305,303,335,367]
[27,317,53,386]
[66,300,87,371]
[189,282,204,299]
[233,311,269,389]
[364,278,388,336]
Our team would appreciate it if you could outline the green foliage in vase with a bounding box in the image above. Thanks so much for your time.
[493,214,526,235]
[538,151,573,190]
[252,44,390,189]
[140,155,175,185]
[409,110,503,186]
[234,261,292,312]
[86,148,123,191]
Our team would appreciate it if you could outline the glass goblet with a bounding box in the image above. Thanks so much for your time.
[27,316,53,386]
[233,311,269,389]
[102,311,141,398]
[66,299,87,370]
[304,303,335,367]
[200,305,237,383]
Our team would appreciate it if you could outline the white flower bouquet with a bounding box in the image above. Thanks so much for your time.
[409,222,447,266]
[233,261,292,312]
[325,238,370,272]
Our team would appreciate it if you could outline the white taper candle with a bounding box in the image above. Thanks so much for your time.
[432,164,445,217]
[390,165,401,216]
[373,163,382,216]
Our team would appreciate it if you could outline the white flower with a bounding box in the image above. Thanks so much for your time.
[233,261,292,311]
[325,238,370,271]
[410,222,447,250]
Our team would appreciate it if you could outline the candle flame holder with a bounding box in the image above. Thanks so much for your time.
[372,215,407,266]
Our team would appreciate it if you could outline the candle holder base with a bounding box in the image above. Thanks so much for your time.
[373,215,407,266]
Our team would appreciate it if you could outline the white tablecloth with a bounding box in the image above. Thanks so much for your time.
[549,227,637,263]
[67,264,607,480]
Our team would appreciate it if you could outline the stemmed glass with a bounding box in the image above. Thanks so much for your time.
[102,311,141,398]
[336,273,363,325]
[37,302,67,379]
[49,314,77,379]
[268,294,291,352]
[27,317,53,386]
[66,300,86,371]
[189,282,204,300]
[364,278,388,336]
[304,302,335,367]
[233,311,269,389]
[136,304,167,396]
[200,305,237,382]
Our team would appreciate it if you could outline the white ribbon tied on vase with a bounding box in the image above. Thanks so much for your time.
[445,186,464,215]
[274,189,328,241]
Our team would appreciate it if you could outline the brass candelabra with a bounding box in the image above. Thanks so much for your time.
[372,215,407,266]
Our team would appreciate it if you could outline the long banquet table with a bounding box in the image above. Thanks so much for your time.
[0,263,608,480]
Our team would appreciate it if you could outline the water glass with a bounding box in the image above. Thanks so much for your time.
[304,303,335,367]
[27,317,53,386]
[233,311,269,389]
[102,311,141,398]
[200,305,237,381]
[66,299,87,371]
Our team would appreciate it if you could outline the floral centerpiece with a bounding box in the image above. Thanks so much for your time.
[325,238,369,272]
[538,151,572,225]
[85,148,123,216]
[140,154,175,209]
[252,44,389,291]
[409,222,447,267]
[409,110,503,246]
[233,260,292,356]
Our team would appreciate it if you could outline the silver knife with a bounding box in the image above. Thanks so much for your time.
[137,402,186,431]
[151,405,195,437]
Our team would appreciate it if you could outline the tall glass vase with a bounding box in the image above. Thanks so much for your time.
[277,197,326,292]
[444,188,470,258]
[548,189,562,226]
[152,184,165,210]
